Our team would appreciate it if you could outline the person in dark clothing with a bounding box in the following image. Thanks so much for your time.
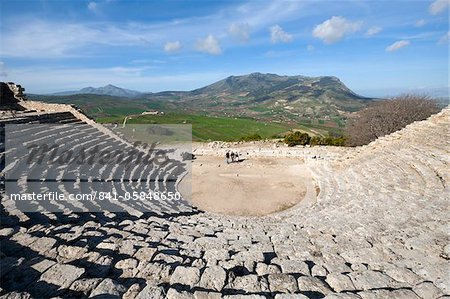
[230,151,235,163]
[225,151,230,164]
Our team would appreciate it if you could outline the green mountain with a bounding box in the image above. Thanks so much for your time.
[139,72,373,122]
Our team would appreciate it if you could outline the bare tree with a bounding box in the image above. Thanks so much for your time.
[345,94,440,146]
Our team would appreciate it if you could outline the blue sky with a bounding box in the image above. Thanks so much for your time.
[0,0,448,97]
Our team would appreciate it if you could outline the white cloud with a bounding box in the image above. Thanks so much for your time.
[228,23,250,42]
[415,19,426,27]
[429,0,449,15]
[164,41,181,53]
[307,44,315,51]
[0,1,309,59]
[365,26,382,37]
[87,2,98,12]
[239,1,304,31]
[0,20,163,58]
[270,25,293,43]
[438,31,450,44]
[195,34,222,55]
[313,16,362,44]
[386,40,411,52]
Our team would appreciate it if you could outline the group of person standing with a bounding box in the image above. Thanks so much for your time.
[225,151,239,164]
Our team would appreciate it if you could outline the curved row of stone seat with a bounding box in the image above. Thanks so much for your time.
[282,108,450,295]
[1,112,196,216]
[0,111,84,125]
[307,109,449,205]
[1,204,446,298]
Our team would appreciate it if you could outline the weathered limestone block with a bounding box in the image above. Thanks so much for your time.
[0,228,16,237]
[122,283,141,299]
[153,252,184,265]
[297,276,331,295]
[170,266,201,287]
[29,258,56,273]
[229,274,262,293]
[166,288,195,299]
[118,240,136,256]
[413,282,444,299]
[89,278,127,298]
[39,264,85,289]
[218,259,241,271]
[193,237,228,250]
[134,247,157,262]
[267,273,299,293]
[69,278,102,296]
[134,284,165,299]
[232,250,265,263]
[97,241,118,251]
[311,264,328,277]
[384,267,423,285]
[114,258,139,278]
[326,273,356,292]
[198,266,227,291]
[191,258,206,269]
[28,237,57,257]
[57,245,88,263]
[322,254,352,274]
[348,270,398,290]
[275,259,310,275]
[204,249,230,265]
[137,262,171,282]
[166,233,195,244]
[180,248,203,260]
[115,258,138,270]
[255,262,281,275]
[145,231,168,243]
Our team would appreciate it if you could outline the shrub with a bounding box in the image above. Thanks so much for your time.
[240,133,263,142]
[310,136,323,146]
[285,132,346,147]
[284,131,311,147]
[345,94,440,146]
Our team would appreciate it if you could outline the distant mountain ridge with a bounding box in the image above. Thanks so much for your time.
[189,72,365,100]
[137,72,373,120]
[40,73,374,121]
[53,84,142,98]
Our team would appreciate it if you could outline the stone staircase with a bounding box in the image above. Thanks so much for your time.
[0,96,449,298]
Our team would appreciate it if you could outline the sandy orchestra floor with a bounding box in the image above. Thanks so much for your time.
[181,155,309,216]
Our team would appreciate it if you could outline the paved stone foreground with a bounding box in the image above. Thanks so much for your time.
[0,108,449,298]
